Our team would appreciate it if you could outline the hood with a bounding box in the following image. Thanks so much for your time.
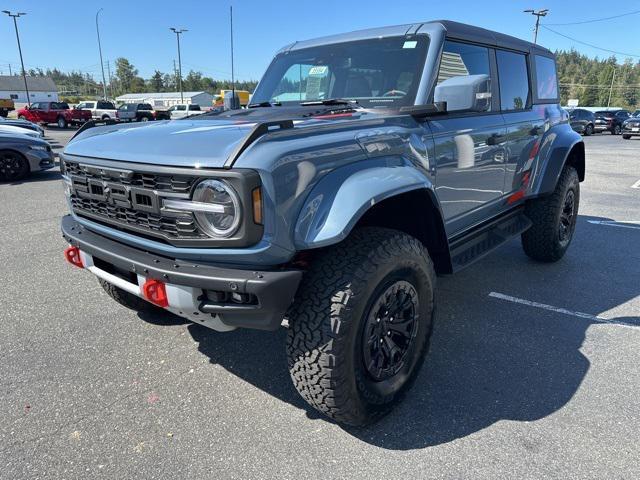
[63,107,376,168]
[63,119,260,168]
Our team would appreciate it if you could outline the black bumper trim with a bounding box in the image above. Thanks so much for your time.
[62,215,302,330]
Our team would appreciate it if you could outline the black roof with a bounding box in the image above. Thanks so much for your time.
[433,20,554,56]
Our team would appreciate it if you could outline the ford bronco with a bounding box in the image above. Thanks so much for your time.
[60,21,585,426]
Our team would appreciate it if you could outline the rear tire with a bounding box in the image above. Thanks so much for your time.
[612,125,621,135]
[521,165,580,262]
[622,134,631,140]
[0,150,30,181]
[140,116,148,122]
[98,279,161,313]
[286,228,436,426]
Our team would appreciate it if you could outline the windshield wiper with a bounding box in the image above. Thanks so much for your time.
[299,98,360,107]
[247,101,282,108]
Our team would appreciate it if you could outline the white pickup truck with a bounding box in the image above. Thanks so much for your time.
[169,104,206,120]
[76,100,118,121]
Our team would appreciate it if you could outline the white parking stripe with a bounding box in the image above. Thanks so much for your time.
[632,179,640,189]
[587,220,640,230]
[488,292,637,328]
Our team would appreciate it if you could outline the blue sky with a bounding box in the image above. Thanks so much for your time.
[1,0,639,81]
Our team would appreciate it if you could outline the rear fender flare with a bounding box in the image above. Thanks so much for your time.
[294,157,436,249]
[530,124,584,196]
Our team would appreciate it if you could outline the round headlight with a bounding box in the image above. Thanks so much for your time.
[192,179,241,238]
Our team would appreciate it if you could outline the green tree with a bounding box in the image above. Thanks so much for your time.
[114,57,138,94]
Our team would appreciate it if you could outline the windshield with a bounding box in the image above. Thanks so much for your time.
[251,36,429,108]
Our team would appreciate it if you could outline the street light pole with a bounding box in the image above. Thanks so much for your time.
[524,9,549,44]
[2,11,31,107]
[170,28,187,104]
[96,8,108,99]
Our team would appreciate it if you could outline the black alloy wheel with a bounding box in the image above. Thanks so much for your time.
[0,151,29,181]
[362,280,420,381]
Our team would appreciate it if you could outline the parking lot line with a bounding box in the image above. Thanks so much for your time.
[586,220,640,230]
[631,179,640,189]
[488,292,637,328]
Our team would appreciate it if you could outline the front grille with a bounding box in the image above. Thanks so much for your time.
[64,159,207,243]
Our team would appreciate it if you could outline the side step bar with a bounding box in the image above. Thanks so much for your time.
[449,208,532,272]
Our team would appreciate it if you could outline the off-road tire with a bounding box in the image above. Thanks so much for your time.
[521,165,580,262]
[98,279,160,313]
[286,227,436,426]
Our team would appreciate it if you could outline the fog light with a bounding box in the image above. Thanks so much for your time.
[142,279,169,308]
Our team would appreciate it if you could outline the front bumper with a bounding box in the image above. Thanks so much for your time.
[61,215,303,331]
[27,149,55,172]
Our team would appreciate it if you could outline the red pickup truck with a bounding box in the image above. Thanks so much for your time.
[17,101,91,128]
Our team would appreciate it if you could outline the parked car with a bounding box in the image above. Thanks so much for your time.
[631,109,640,117]
[0,124,43,139]
[0,116,45,137]
[116,103,155,122]
[568,108,595,136]
[17,101,92,128]
[593,109,630,135]
[169,104,204,119]
[0,133,54,181]
[621,116,640,139]
[0,98,15,118]
[60,20,584,426]
[76,100,118,121]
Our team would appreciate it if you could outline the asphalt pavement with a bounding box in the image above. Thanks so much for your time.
[1,128,638,479]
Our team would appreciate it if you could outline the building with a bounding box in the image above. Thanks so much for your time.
[115,91,214,108]
[0,75,59,103]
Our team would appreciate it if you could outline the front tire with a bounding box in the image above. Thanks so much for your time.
[140,116,149,122]
[584,124,593,136]
[521,165,580,262]
[57,116,67,129]
[286,228,436,426]
[622,134,631,140]
[98,279,161,313]
[0,150,29,181]
[612,124,621,135]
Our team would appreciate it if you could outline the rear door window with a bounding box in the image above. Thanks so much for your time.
[496,50,530,111]
[534,55,558,100]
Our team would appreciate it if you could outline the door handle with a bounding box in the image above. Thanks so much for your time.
[487,134,506,146]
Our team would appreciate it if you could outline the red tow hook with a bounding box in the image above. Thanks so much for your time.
[142,279,169,308]
[64,246,84,268]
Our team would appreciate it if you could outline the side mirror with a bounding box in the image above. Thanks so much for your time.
[434,74,491,113]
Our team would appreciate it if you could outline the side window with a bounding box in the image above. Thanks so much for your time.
[534,55,558,100]
[496,50,530,111]
[436,40,492,112]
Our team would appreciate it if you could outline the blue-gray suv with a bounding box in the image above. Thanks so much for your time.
[60,20,585,425]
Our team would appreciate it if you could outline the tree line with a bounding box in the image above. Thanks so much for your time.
[16,51,640,109]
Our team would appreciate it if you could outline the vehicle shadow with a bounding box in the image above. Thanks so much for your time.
[2,169,61,185]
[175,214,638,448]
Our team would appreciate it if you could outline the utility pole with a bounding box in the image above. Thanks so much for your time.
[96,8,108,99]
[230,5,236,108]
[607,66,616,109]
[2,11,31,106]
[170,27,187,103]
[8,63,12,75]
[106,60,113,98]
[524,9,549,44]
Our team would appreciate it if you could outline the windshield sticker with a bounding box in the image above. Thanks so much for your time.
[403,40,417,49]
[309,66,328,76]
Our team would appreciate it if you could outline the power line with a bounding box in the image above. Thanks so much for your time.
[545,9,640,26]
[541,25,640,58]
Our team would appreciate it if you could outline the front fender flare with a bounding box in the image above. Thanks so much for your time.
[294,157,435,249]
